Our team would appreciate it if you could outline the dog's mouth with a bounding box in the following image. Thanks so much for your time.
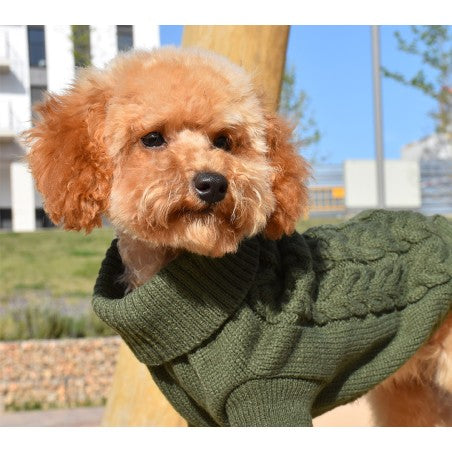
[172,205,215,220]
[194,206,215,215]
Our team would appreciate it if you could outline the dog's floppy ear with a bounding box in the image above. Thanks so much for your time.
[263,113,310,240]
[26,70,113,232]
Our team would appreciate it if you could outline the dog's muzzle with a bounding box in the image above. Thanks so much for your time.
[193,172,228,204]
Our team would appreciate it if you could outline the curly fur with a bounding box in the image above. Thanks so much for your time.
[26,46,451,426]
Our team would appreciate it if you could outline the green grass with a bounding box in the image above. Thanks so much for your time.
[296,216,343,232]
[0,227,116,340]
[0,219,341,305]
[0,218,344,340]
[0,227,115,303]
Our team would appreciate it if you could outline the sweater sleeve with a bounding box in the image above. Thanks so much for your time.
[225,378,322,427]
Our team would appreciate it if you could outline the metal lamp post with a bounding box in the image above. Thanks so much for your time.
[371,25,386,208]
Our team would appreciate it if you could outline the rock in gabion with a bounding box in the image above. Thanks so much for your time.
[0,337,121,411]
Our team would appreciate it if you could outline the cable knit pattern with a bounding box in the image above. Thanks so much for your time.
[92,210,452,426]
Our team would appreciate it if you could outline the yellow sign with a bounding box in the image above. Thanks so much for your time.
[332,187,345,199]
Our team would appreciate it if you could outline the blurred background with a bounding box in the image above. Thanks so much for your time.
[0,24,450,426]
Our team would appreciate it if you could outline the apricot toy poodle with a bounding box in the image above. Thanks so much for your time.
[26,47,451,426]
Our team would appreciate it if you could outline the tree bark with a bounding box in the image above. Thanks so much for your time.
[182,25,289,111]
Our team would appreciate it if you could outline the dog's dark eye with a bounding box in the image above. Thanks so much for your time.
[141,132,166,148]
[213,135,231,151]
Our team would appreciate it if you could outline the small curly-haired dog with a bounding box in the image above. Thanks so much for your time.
[26,47,451,426]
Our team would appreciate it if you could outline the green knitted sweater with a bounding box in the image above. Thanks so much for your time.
[92,210,452,426]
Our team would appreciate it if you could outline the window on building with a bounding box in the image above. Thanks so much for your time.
[36,209,55,228]
[30,86,47,122]
[0,209,12,230]
[27,26,46,67]
[30,86,47,105]
[117,25,134,52]
[71,25,91,68]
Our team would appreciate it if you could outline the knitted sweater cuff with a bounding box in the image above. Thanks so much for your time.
[225,379,321,427]
[92,238,260,366]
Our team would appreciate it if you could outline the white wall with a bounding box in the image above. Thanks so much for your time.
[0,26,32,220]
[344,160,421,209]
[44,25,160,93]
[11,161,36,231]
[133,25,160,50]
[91,25,117,69]
[45,25,75,94]
[0,25,31,135]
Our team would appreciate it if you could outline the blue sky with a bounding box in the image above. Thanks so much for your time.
[160,25,443,164]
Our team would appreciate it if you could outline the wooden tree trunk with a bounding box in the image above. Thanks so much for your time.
[182,25,289,111]
[101,343,186,426]
[102,25,290,427]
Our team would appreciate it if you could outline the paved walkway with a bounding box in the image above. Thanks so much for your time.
[313,396,373,427]
[0,397,373,427]
[0,406,104,427]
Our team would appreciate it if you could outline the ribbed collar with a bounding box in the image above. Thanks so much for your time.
[92,237,260,366]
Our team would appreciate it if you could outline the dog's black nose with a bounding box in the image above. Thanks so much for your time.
[193,172,228,204]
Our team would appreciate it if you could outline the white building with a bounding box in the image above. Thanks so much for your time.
[308,160,422,216]
[0,25,160,231]
[401,133,452,161]
[344,159,421,211]
[309,132,452,216]
[400,133,452,215]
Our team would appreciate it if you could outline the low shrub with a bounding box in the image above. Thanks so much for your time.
[0,303,114,341]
